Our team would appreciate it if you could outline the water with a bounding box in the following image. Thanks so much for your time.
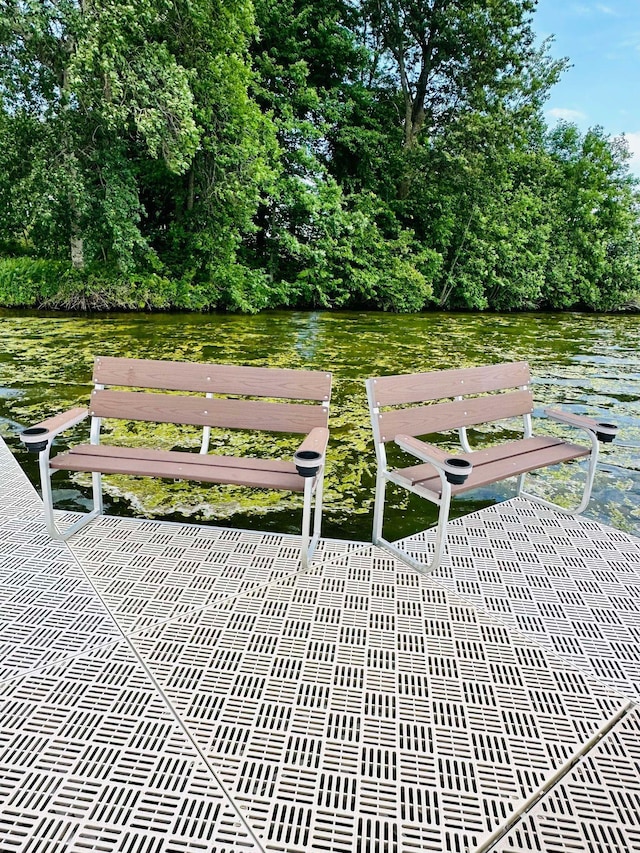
[1,309,638,541]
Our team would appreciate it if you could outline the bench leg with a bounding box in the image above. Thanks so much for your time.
[40,451,60,539]
[92,471,104,515]
[311,472,324,543]
[372,471,386,546]
[373,473,452,574]
[300,472,324,569]
[38,451,102,541]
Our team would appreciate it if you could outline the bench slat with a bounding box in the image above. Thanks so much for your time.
[50,445,306,492]
[393,436,590,496]
[51,444,297,472]
[93,357,332,401]
[370,362,530,406]
[90,390,328,434]
[378,389,533,442]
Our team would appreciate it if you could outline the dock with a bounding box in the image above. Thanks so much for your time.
[1,435,639,852]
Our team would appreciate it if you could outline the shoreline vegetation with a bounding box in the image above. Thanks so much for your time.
[0,256,638,314]
[1,1,639,314]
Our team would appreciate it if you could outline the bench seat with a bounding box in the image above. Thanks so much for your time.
[393,436,590,497]
[50,445,306,492]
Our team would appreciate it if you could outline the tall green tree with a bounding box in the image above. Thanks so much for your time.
[319,0,573,312]
[247,0,437,308]
[249,0,361,280]
[0,0,200,268]
[355,0,548,185]
[0,0,276,309]
[541,123,640,310]
[141,0,278,309]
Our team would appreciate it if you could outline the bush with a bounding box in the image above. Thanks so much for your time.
[282,189,441,312]
[40,270,181,311]
[0,258,279,312]
[0,259,183,311]
[0,258,68,305]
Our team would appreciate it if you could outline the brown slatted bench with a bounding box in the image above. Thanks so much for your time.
[20,357,332,567]
[366,361,617,573]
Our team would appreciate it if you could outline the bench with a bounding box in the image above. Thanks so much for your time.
[366,361,617,573]
[20,357,332,567]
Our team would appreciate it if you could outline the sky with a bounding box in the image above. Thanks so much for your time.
[534,0,640,176]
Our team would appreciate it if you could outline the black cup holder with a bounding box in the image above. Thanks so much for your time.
[444,457,472,485]
[294,449,323,477]
[21,426,49,453]
[596,422,617,443]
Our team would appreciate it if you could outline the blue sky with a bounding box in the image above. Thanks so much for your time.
[534,0,640,176]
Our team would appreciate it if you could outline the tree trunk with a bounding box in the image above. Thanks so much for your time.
[62,50,85,268]
[70,234,85,269]
[187,167,195,211]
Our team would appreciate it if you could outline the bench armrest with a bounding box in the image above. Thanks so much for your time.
[297,427,329,457]
[20,407,88,451]
[544,408,617,443]
[293,427,329,477]
[395,434,473,484]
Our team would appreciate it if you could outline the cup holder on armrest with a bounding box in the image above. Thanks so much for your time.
[596,422,617,443]
[20,427,49,453]
[444,457,472,485]
[294,449,324,478]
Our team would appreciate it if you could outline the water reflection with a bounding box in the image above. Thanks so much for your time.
[293,311,323,360]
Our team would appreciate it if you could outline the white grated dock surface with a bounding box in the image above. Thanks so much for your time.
[427,499,640,701]
[1,436,640,852]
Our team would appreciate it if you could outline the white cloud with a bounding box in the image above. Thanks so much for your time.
[620,32,640,52]
[623,131,640,177]
[547,107,588,122]
[571,2,619,15]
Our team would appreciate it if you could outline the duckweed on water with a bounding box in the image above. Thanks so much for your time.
[1,309,638,541]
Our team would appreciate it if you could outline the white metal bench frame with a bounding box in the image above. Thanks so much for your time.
[21,357,332,568]
[366,362,616,574]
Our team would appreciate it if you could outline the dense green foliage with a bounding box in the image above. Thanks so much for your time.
[1,0,639,312]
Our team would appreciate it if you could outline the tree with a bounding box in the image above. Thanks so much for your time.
[323,0,571,310]
[541,123,640,310]
[248,0,364,281]
[140,0,278,309]
[0,0,201,268]
[359,0,542,159]
[0,0,276,309]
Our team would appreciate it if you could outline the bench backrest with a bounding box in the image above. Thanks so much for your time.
[367,362,532,443]
[90,357,331,433]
